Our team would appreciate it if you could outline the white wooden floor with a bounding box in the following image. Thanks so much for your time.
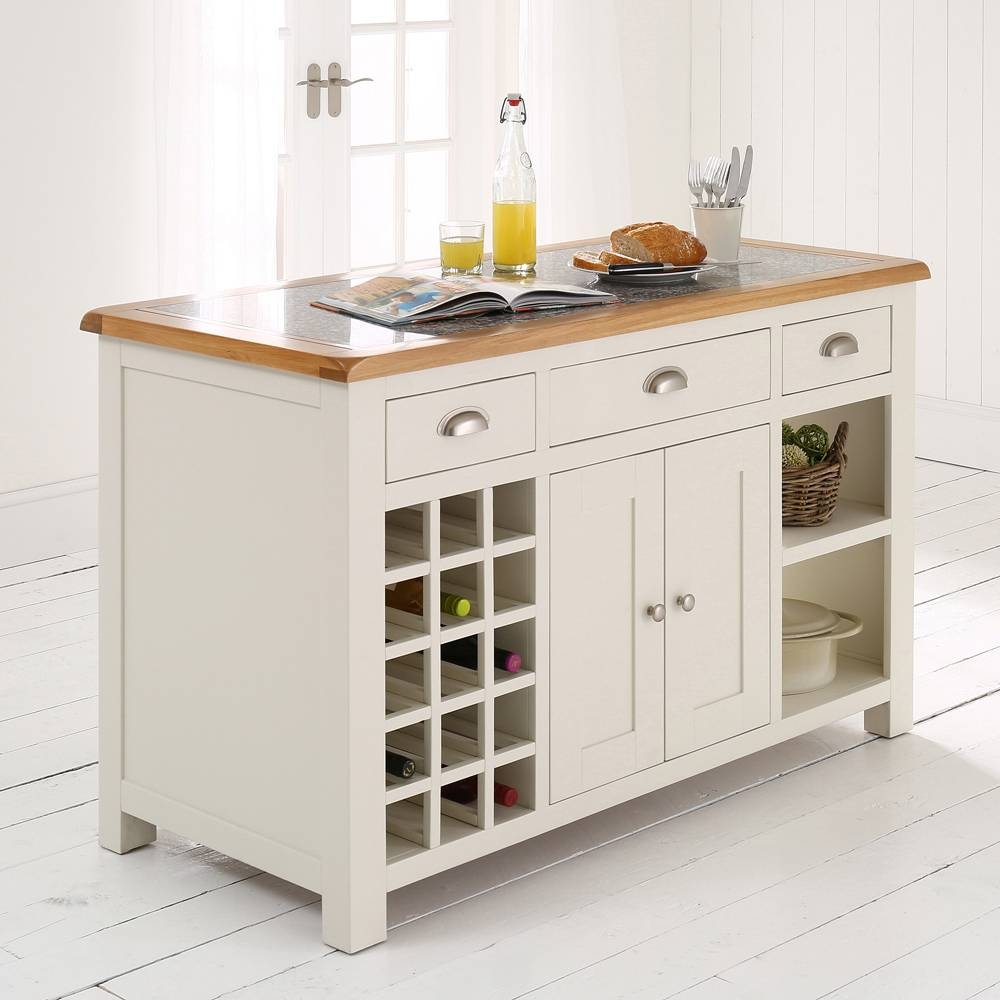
[3,458,1000,999]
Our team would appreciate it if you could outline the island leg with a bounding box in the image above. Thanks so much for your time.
[98,339,156,853]
[319,379,388,952]
[865,287,915,740]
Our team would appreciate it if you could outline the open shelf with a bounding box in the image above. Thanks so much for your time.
[782,398,887,564]
[385,505,430,584]
[783,499,891,565]
[383,479,538,864]
[782,654,888,719]
[386,794,428,861]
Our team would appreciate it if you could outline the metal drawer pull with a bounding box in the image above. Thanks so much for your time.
[437,408,490,438]
[643,366,689,395]
[820,332,860,358]
[646,604,666,622]
[676,593,696,613]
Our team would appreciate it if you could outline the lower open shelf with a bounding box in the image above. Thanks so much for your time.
[782,654,888,720]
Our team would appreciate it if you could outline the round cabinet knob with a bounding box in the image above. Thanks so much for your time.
[646,603,666,622]
[676,593,696,613]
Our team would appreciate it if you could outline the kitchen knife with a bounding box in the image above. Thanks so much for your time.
[734,144,753,205]
[607,262,707,275]
[724,146,741,207]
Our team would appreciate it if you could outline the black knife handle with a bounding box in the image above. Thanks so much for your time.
[607,262,671,274]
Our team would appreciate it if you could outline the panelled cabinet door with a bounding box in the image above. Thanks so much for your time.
[549,453,666,802]
[665,425,771,759]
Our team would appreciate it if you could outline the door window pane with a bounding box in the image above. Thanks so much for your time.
[352,0,396,24]
[350,33,396,146]
[352,154,397,267]
[404,31,448,141]
[405,0,449,21]
[405,149,448,260]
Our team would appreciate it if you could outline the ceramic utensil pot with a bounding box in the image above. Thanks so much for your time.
[691,205,743,263]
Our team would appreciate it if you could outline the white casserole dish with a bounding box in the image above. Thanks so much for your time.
[782,600,863,695]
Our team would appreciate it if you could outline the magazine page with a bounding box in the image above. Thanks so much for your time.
[321,273,496,321]
[468,278,617,308]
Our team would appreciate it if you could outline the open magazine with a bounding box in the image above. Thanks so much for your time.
[311,273,617,327]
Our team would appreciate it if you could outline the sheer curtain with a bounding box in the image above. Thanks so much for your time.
[153,0,284,296]
[517,0,691,244]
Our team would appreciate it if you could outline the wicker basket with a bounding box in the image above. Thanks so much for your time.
[782,421,849,527]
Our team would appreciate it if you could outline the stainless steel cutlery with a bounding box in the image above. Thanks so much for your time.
[689,144,753,208]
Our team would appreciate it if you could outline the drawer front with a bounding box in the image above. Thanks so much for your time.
[385,374,535,482]
[548,329,771,446]
[782,306,891,394]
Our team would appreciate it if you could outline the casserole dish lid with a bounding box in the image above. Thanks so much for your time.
[782,598,840,639]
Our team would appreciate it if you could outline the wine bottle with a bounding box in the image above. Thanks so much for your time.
[385,750,416,779]
[385,579,472,618]
[441,635,522,673]
[441,778,519,807]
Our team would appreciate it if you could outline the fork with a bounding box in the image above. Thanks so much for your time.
[701,155,720,206]
[688,160,704,207]
[709,159,731,207]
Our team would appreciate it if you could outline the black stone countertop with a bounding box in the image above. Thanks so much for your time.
[145,242,876,353]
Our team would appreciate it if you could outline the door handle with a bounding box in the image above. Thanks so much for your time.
[438,408,490,438]
[819,332,859,358]
[643,367,688,395]
[297,62,374,119]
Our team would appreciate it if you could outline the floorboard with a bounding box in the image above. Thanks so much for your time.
[913,458,979,491]
[1,460,1000,999]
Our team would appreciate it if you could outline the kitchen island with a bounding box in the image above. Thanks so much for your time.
[83,239,929,952]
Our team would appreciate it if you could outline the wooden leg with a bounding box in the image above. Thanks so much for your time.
[320,888,387,954]
[864,697,913,739]
[100,809,157,854]
[866,291,915,742]
[319,378,388,953]
[99,338,157,855]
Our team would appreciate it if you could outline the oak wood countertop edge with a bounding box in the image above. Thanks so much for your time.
[81,240,931,383]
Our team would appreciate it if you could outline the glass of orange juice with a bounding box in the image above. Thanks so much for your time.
[439,221,485,275]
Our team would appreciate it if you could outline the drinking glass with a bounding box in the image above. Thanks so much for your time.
[439,221,485,275]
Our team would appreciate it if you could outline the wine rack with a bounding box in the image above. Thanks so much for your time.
[384,480,537,864]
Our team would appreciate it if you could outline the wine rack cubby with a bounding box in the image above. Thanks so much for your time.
[384,480,538,865]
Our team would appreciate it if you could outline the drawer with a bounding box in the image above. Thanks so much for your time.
[782,307,891,394]
[385,374,535,482]
[548,329,770,446]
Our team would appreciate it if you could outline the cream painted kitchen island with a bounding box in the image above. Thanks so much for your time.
[83,240,929,952]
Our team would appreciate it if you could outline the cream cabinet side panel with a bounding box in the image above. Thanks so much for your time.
[121,367,328,858]
[549,452,665,803]
[665,425,771,759]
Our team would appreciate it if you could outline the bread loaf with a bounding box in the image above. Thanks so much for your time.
[610,222,707,266]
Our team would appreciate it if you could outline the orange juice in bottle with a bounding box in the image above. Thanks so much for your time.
[492,94,536,274]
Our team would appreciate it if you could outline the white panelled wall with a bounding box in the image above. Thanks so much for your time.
[689,0,998,470]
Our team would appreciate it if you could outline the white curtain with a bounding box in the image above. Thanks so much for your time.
[517,0,634,244]
[153,0,284,296]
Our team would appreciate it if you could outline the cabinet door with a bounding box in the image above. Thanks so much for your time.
[665,425,771,759]
[549,453,666,802]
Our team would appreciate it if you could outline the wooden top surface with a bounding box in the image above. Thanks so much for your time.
[81,239,929,382]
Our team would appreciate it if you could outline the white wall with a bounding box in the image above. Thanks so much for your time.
[687,0,999,469]
[0,1,158,563]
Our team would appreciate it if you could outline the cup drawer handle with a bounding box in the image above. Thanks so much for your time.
[643,366,689,395]
[820,332,860,358]
[438,407,490,437]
